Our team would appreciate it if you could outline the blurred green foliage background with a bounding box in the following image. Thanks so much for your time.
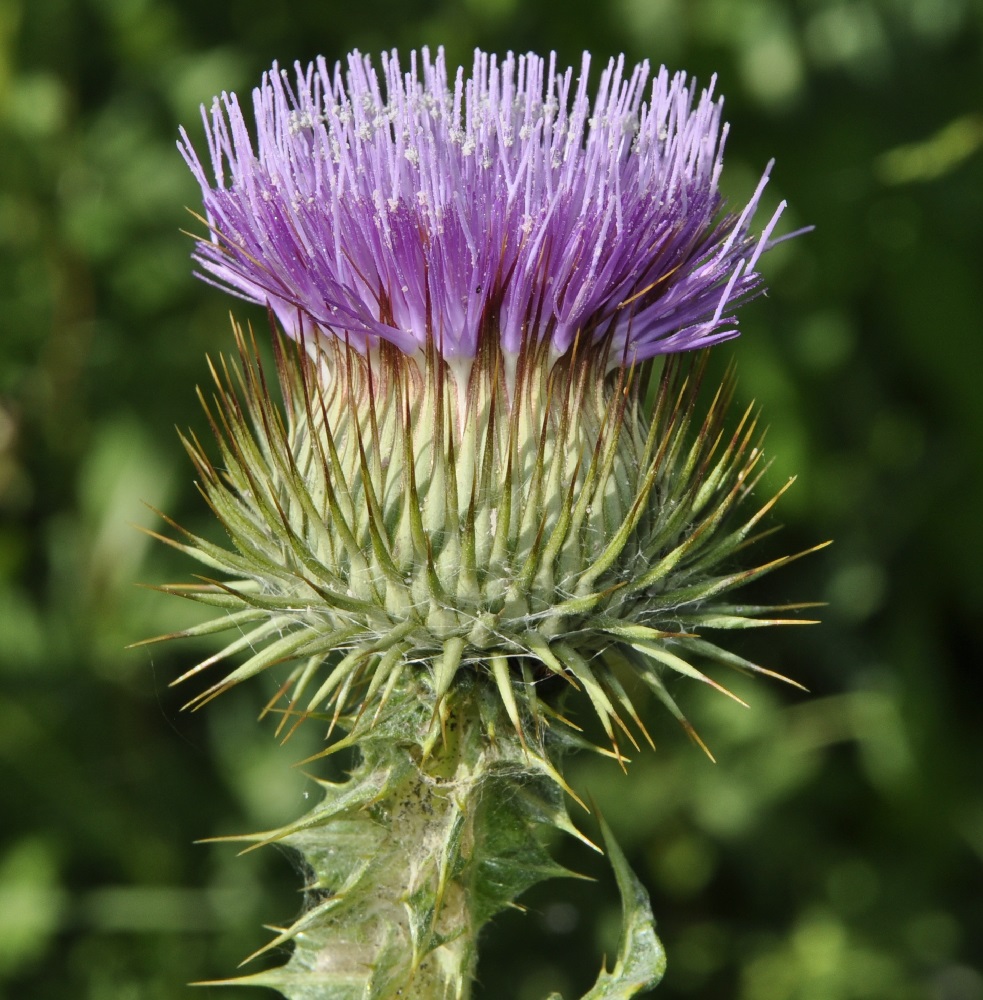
[2,0,982,997]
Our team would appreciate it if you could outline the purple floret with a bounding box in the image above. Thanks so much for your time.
[180,47,788,362]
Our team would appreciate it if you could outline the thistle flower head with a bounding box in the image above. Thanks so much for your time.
[157,48,816,763]
[180,47,786,368]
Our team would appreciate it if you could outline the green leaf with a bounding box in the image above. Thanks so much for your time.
[575,814,665,1000]
[467,771,577,928]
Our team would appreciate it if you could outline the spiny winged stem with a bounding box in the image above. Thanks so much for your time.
[208,676,593,1000]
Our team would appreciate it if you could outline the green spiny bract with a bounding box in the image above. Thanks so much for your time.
[147,320,817,763]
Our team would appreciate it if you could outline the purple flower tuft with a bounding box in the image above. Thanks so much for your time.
[180,47,789,362]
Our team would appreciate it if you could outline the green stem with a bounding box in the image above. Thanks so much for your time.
[217,678,577,999]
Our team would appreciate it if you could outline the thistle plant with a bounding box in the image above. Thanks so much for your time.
[146,47,818,1000]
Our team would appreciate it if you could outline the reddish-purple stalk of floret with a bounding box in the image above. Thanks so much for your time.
[180,47,787,364]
